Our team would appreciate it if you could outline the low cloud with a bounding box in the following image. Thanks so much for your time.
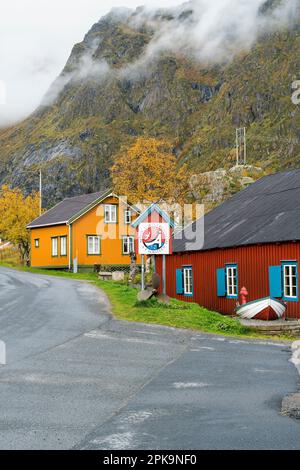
[42,38,111,106]
[1,0,299,126]
[129,0,299,65]
[48,0,300,98]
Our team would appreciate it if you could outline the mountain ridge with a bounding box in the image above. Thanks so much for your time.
[0,1,299,207]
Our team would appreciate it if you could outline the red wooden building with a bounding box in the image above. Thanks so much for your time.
[156,169,300,319]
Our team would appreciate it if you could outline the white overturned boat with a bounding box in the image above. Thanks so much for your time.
[236,297,286,321]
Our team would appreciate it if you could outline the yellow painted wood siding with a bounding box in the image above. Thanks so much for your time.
[30,196,140,268]
[72,196,140,266]
[30,224,69,268]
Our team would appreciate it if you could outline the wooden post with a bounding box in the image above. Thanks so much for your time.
[153,255,156,274]
[162,254,166,295]
[141,255,145,291]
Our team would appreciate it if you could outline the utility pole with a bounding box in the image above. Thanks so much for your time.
[236,127,247,166]
[39,169,42,215]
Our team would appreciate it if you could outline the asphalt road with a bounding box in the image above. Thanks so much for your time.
[0,267,299,450]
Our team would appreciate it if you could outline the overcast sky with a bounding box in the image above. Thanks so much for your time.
[0,0,180,127]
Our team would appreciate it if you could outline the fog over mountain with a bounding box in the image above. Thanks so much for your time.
[0,0,299,207]
[0,0,179,127]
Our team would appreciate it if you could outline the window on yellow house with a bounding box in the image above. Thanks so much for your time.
[60,236,67,256]
[122,236,135,255]
[124,210,132,225]
[51,237,58,257]
[104,205,117,223]
[34,239,39,248]
[87,236,101,255]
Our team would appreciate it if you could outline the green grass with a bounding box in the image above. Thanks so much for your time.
[0,261,293,340]
[94,281,259,337]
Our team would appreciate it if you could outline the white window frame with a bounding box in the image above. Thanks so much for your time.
[122,236,135,255]
[60,236,67,256]
[51,237,58,257]
[34,239,39,248]
[283,264,297,299]
[104,205,117,224]
[124,210,132,225]
[226,265,238,298]
[183,267,193,296]
[87,236,101,255]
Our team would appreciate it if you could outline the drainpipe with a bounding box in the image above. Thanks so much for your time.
[68,223,72,271]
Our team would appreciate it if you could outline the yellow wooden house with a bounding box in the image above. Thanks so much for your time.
[27,190,140,270]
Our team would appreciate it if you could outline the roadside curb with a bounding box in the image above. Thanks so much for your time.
[281,393,300,419]
[290,340,300,375]
[281,341,300,419]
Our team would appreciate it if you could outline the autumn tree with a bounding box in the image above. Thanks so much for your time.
[111,137,191,204]
[0,186,40,265]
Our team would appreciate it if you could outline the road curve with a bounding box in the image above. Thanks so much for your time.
[0,267,110,364]
[0,267,300,450]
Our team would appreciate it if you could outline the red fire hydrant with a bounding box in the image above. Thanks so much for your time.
[240,287,249,305]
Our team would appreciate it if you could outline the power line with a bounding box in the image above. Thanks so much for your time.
[39,169,42,215]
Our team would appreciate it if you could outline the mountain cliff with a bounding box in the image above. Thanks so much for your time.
[0,1,299,206]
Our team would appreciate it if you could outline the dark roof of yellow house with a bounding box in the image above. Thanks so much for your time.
[27,189,112,228]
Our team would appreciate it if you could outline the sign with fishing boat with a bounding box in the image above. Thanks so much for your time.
[138,222,171,255]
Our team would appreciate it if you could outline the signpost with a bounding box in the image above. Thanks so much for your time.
[133,205,174,295]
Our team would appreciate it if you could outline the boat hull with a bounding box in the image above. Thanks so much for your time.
[236,297,286,321]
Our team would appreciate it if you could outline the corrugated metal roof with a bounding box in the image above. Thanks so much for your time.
[27,189,111,228]
[173,168,300,252]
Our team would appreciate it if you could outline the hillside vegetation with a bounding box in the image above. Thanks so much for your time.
[0,3,299,206]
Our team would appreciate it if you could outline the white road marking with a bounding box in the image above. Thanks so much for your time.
[120,411,153,425]
[173,382,210,389]
[133,330,163,336]
[85,331,159,345]
[254,368,283,374]
[199,346,215,351]
[90,432,135,450]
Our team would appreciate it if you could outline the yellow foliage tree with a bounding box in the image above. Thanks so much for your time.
[0,186,40,265]
[111,137,191,205]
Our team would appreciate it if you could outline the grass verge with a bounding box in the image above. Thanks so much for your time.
[0,262,293,340]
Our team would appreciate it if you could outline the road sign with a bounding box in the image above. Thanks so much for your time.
[138,223,170,255]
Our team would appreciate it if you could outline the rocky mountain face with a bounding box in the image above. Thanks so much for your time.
[190,165,265,212]
[0,2,300,207]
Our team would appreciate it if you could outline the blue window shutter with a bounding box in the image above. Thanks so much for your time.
[269,266,283,298]
[217,268,226,297]
[176,269,183,294]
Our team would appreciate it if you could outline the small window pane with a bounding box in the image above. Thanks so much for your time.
[183,267,193,295]
[88,236,100,255]
[52,238,58,257]
[105,205,117,223]
[123,237,134,255]
[125,210,131,224]
[226,266,237,297]
[283,264,298,299]
[60,237,67,256]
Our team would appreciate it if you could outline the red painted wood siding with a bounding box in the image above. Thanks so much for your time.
[156,242,300,319]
